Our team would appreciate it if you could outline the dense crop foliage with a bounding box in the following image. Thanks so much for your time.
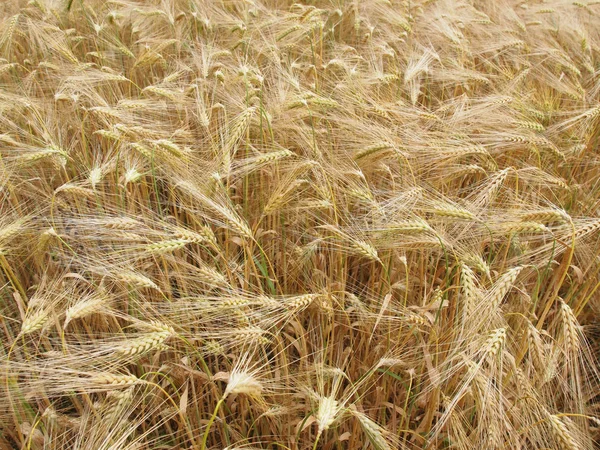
[1,0,600,448]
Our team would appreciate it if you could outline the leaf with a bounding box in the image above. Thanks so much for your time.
[371,292,392,341]
[212,371,229,382]
[338,432,351,441]
[298,415,316,433]
[570,264,584,284]
[179,380,189,414]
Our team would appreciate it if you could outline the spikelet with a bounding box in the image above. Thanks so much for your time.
[88,167,103,188]
[254,149,294,164]
[234,326,269,344]
[205,340,225,356]
[353,410,393,450]
[347,187,374,203]
[456,164,486,175]
[276,24,303,41]
[418,112,440,121]
[500,222,549,234]
[490,266,523,309]
[21,310,49,335]
[116,328,172,356]
[88,106,122,120]
[376,358,405,369]
[285,293,320,311]
[527,322,546,368]
[117,99,147,110]
[118,271,159,289]
[92,373,140,387]
[0,133,20,146]
[209,201,253,239]
[221,297,251,308]
[520,209,570,223]
[263,179,306,215]
[102,73,130,83]
[545,174,570,191]
[472,168,510,207]
[173,226,216,245]
[224,371,263,397]
[404,313,429,327]
[481,328,506,362]
[574,219,600,238]
[223,106,257,158]
[37,227,58,253]
[64,295,107,328]
[431,204,475,220]
[0,14,20,51]
[383,219,432,234]
[463,253,491,278]
[0,62,17,74]
[316,396,341,434]
[196,265,227,287]
[0,219,25,245]
[151,139,189,159]
[349,239,381,263]
[18,147,68,165]
[104,217,140,229]
[548,414,580,450]
[581,104,600,120]
[105,386,135,421]
[516,120,545,131]
[115,124,160,139]
[460,263,478,317]
[559,300,580,354]
[130,142,154,160]
[354,142,395,160]
[94,128,121,141]
[55,183,95,198]
[440,145,488,157]
[256,295,281,308]
[145,238,190,254]
[113,231,145,241]
[232,149,295,176]
[142,85,181,101]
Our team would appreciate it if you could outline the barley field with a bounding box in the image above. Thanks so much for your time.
[1,0,600,449]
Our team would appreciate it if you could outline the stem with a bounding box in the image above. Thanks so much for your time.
[0,254,26,300]
[201,397,225,450]
[312,432,322,450]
